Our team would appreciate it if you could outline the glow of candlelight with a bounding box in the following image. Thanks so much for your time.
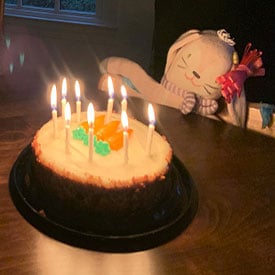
[65,102,71,154]
[121,110,128,130]
[145,103,155,156]
[62,78,67,98]
[87,102,95,126]
[75,80,81,101]
[87,102,95,162]
[121,111,129,164]
[75,80,81,124]
[148,103,155,124]
[51,84,57,138]
[51,84,57,110]
[121,84,127,112]
[106,76,114,123]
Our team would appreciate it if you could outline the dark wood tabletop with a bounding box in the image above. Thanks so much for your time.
[0,71,274,275]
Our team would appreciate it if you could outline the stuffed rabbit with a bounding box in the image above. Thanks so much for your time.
[98,29,264,127]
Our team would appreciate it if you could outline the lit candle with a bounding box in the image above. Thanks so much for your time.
[145,103,155,156]
[61,78,67,119]
[51,84,57,138]
[65,102,71,154]
[75,80,81,125]
[87,102,95,162]
[106,76,114,123]
[121,111,129,164]
[121,84,127,112]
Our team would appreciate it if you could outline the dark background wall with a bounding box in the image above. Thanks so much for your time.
[151,0,274,104]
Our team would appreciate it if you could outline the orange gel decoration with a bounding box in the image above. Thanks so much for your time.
[96,120,120,140]
[80,121,89,133]
[94,115,105,133]
[107,129,133,150]
[80,115,105,133]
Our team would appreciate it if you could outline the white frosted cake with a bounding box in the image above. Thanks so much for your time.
[30,112,173,234]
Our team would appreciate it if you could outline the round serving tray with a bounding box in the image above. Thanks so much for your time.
[9,144,198,253]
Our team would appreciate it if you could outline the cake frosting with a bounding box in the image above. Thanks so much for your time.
[32,112,172,187]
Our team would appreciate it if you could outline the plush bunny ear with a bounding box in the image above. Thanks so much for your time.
[164,29,201,74]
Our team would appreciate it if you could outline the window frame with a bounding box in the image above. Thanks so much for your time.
[4,0,118,27]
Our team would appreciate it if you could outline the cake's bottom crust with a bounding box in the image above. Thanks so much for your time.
[30,152,176,235]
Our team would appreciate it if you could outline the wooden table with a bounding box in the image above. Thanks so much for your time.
[0,74,274,274]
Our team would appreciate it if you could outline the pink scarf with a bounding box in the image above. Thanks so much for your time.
[161,76,218,115]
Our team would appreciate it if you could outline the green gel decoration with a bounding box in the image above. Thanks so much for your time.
[72,127,111,156]
[83,135,89,146]
[72,127,86,140]
[95,138,111,156]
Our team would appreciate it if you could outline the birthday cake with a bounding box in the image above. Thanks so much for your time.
[30,111,174,235]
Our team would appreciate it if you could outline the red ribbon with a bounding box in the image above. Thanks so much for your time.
[216,43,265,103]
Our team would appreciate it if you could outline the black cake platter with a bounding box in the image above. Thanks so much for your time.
[9,144,198,253]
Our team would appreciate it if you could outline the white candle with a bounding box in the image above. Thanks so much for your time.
[145,103,155,156]
[123,131,129,164]
[75,80,81,125]
[121,84,127,112]
[87,102,95,162]
[61,78,67,119]
[106,76,114,123]
[121,111,129,164]
[65,102,71,154]
[51,84,57,138]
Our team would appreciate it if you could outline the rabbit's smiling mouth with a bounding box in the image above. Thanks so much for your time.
[184,72,220,95]
[177,52,221,97]
[184,72,201,87]
[178,59,202,88]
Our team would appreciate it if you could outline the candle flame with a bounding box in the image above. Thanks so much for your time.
[65,102,71,122]
[148,103,155,125]
[87,102,95,126]
[62,78,67,98]
[51,84,57,109]
[75,80,81,100]
[121,111,128,130]
[108,76,114,98]
[121,85,127,99]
